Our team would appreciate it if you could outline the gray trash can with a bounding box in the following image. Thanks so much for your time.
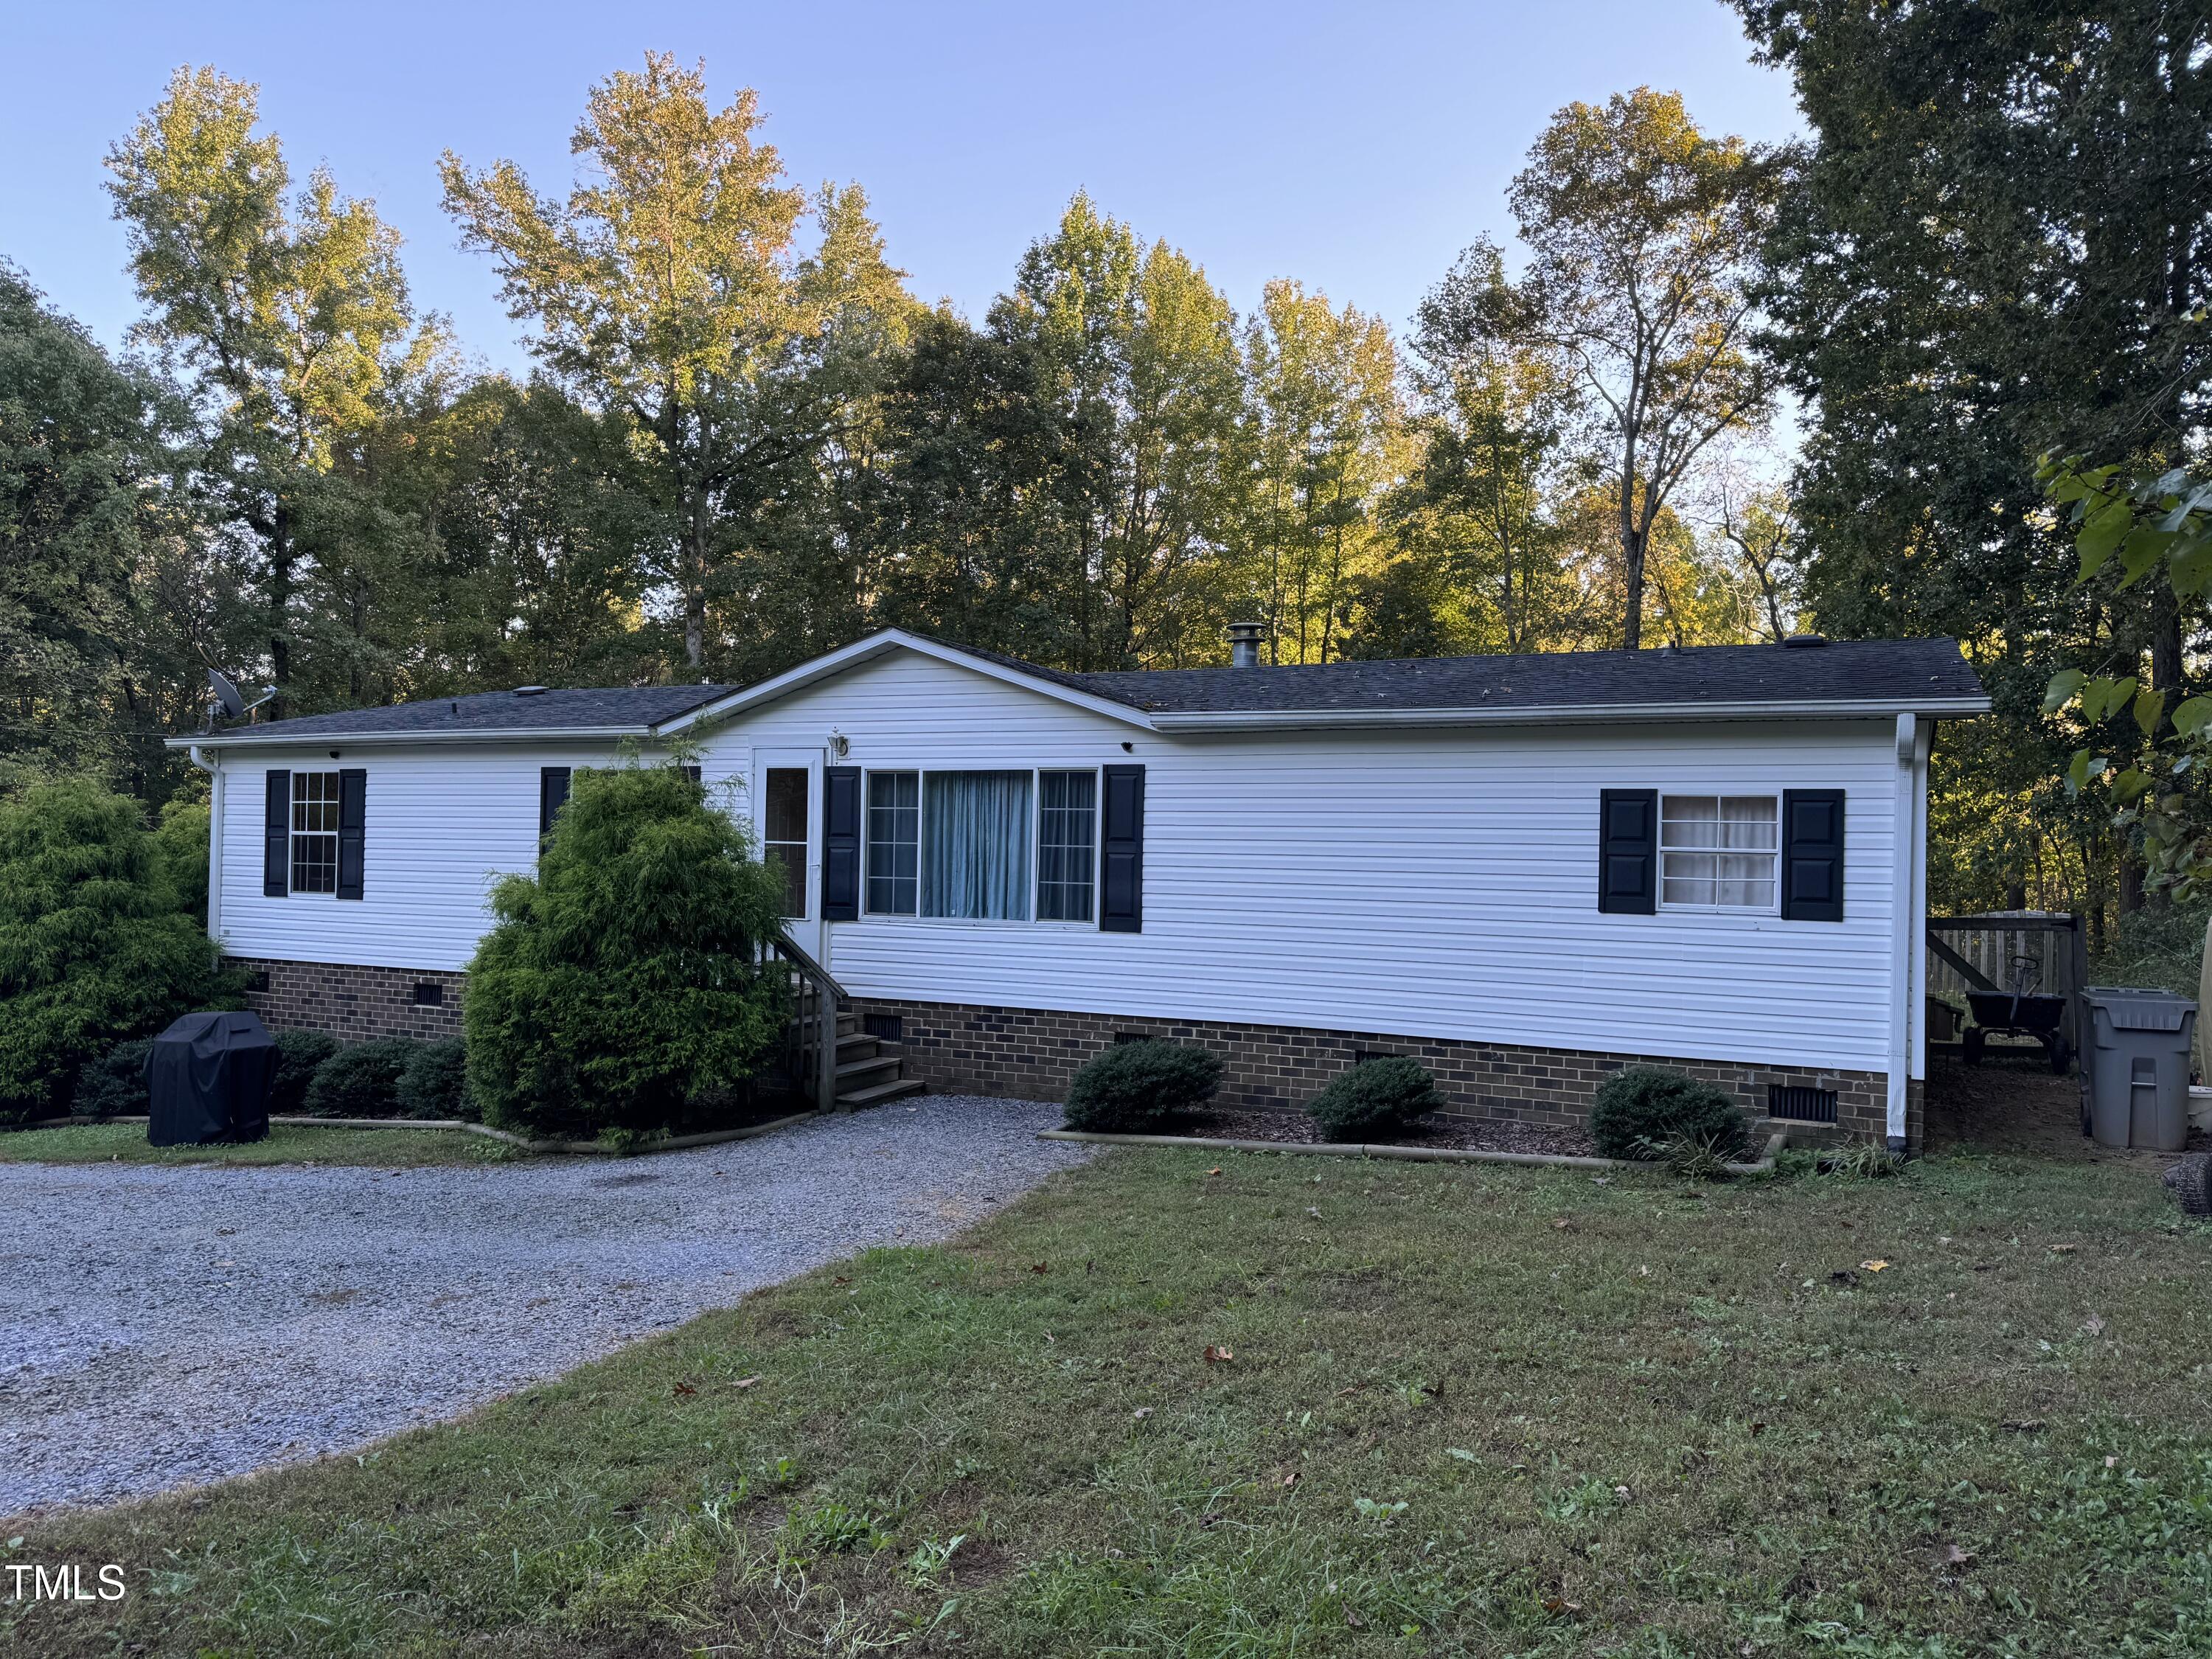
[2081,987,2197,1152]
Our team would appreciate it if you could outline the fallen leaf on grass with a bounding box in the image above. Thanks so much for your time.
[1551,1217,1574,1231]
[1344,1610,1366,1630]
[1206,1167,1222,1176]
[2050,1243,2079,1255]
[1029,1262,1049,1274]
[672,1382,697,1399]
[1281,1470,1299,1488]
[1938,1543,1977,1570]
[1860,1259,1891,1273]
[2105,1455,2121,1469]
[2082,1312,2107,1336]
[732,1375,762,1390]
[1133,1407,1153,1420]
[1204,1344,1235,1364]
[1541,1597,1583,1616]
[1750,1422,1766,1436]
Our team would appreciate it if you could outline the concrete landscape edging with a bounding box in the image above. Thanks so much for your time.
[1038,1126,1786,1177]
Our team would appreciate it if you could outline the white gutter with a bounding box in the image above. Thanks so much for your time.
[1145,696,1992,732]
[187,744,223,947]
[164,726,653,752]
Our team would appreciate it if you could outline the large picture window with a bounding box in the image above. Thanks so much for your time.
[1660,794,1778,910]
[866,771,920,915]
[923,771,1032,920]
[290,771,341,894]
[1037,770,1097,922]
[863,767,1099,926]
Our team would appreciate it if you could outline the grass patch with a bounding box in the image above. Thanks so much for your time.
[0,1121,518,1168]
[13,1147,2212,1655]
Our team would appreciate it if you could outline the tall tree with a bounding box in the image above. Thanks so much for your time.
[990,194,1248,669]
[1488,88,1778,650]
[1241,280,1405,664]
[107,65,434,716]
[0,263,204,794]
[1740,0,2212,912]
[442,53,911,674]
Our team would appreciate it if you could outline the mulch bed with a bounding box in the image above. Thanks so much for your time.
[1163,1106,1598,1158]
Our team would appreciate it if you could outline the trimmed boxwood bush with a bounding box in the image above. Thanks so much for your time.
[1305,1055,1442,1143]
[270,1030,340,1116]
[1588,1065,1750,1162]
[71,1038,153,1119]
[397,1037,474,1121]
[1063,1040,1222,1133]
[303,1037,418,1119]
[465,764,788,1139]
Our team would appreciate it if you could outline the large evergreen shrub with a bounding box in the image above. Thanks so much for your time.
[1587,1066,1750,1162]
[1305,1055,1442,1143]
[463,764,788,1139]
[1062,1040,1222,1133]
[0,780,223,1124]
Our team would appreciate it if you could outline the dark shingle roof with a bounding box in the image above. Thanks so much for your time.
[213,684,734,742]
[1065,637,1983,716]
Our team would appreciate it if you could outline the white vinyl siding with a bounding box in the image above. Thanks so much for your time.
[207,650,1911,1077]
[698,651,1906,1074]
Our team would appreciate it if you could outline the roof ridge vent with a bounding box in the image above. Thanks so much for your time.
[514,685,549,697]
[1782,633,1829,649]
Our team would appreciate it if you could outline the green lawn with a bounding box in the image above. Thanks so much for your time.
[0,1120,516,1167]
[11,1142,2212,1657]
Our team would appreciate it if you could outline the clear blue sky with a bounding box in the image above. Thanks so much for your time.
[0,1,1801,375]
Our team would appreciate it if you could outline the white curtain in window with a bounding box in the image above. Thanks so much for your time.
[1661,796,1776,908]
[923,771,1033,919]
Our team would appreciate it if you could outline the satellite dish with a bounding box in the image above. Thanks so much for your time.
[208,669,246,720]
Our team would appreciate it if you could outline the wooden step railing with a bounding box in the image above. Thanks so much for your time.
[768,934,847,1115]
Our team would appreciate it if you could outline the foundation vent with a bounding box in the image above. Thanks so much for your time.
[411,981,445,1007]
[1767,1083,1838,1124]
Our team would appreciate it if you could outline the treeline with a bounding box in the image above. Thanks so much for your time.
[4,58,1791,804]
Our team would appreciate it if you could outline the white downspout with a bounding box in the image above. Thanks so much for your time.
[1888,712,1919,1150]
[188,745,223,947]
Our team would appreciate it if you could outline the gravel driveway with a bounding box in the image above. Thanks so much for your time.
[0,1096,1088,1516]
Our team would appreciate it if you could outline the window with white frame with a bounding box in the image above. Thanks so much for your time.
[866,771,920,915]
[863,767,1099,925]
[1660,794,1778,910]
[290,770,341,894]
[1037,770,1097,922]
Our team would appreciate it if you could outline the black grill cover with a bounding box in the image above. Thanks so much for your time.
[145,1012,277,1147]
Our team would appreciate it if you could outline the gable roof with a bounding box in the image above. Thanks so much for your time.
[174,630,1989,751]
[177,684,735,748]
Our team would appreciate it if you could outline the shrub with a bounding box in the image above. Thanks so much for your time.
[303,1037,418,1119]
[71,1038,153,1119]
[465,763,789,1139]
[152,799,212,928]
[1643,1125,1742,1182]
[0,779,223,1124]
[397,1037,474,1121]
[269,1029,339,1116]
[1305,1055,1443,1143]
[1062,1040,1222,1133]
[1587,1066,1750,1162]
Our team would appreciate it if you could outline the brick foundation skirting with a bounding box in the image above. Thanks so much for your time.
[231,957,464,1043]
[852,996,1898,1145]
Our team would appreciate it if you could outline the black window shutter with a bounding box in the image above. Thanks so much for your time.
[1781,790,1846,922]
[823,767,861,921]
[262,770,291,897]
[1101,764,1145,933]
[538,767,571,848]
[335,768,367,900]
[1598,788,1658,914]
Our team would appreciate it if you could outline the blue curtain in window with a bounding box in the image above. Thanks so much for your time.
[923,771,1032,919]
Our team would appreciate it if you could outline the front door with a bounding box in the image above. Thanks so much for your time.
[754,747,825,963]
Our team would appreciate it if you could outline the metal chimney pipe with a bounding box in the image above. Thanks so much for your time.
[1228,620,1265,668]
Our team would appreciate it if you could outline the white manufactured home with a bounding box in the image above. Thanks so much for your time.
[173,628,1989,1147]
